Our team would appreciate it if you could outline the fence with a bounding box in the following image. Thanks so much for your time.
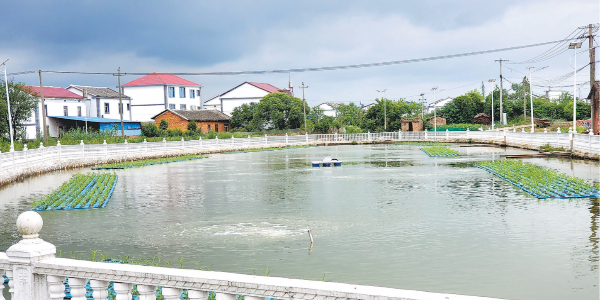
[1,130,599,186]
[0,211,504,300]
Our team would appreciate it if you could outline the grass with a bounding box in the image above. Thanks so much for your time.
[92,154,207,169]
[420,146,460,157]
[475,160,600,199]
[32,172,118,210]
[539,144,565,152]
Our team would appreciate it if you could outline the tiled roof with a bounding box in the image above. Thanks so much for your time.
[247,82,283,93]
[151,109,230,121]
[25,86,83,99]
[123,72,201,87]
[67,85,130,99]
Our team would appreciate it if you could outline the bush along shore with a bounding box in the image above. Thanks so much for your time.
[475,160,600,199]
[420,146,461,157]
[92,154,207,170]
[32,172,118,210]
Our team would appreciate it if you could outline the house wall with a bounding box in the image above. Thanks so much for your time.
[400,121,423,132]
[24,98,85,140]
[66,87,133,120]
[153,111,229,134]
[221,97,263,116]
[212,83,270,116]
[317,104,337,117]
[123,85,201,122]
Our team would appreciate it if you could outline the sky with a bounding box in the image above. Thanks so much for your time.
[1,0,599,106]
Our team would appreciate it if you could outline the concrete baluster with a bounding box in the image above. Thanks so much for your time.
[136,284,157,300]
[162,287,183,300]
[80,140,84,158]
[0,269,5,300]
[57,140,62,166]
[216,292,237,300]
[286,133,289,144]
[216,137,219,148]
[163,138,167,152]
[23,144,28,165]
[89,279,109,300]
[188,290,209,300]
[47,275,66,300]
[67,277,87,300]
[113,282,133,300]
[305,132,308,143]
[265,134,268,146]
[199,136,203,149]
[466,128,469,139]
[5,269,13,299]
[445,129,449,140]
[103,140,107,159]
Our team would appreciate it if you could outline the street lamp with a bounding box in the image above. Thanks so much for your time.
[1,59,14,152]
[377,89,387,131]
[431,87,438,134]
[525,65,548,132]
[569,42,582,132]
[488,79,496,130]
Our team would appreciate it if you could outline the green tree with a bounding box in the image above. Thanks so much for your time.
[250,93,308,130]
[440,90,484,124]
[0,81,38,140]
[187,120,197,131]
[159,119,169,130]
[336,102,364,127]
[230,102,258,129]
[362,98,422,132]
[141,122,160,137]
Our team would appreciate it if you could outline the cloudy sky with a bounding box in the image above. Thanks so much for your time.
[1,0,598,106]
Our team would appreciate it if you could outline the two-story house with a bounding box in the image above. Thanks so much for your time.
[23,86,84,139]
[66,85,133,121]
[203,82,291,116]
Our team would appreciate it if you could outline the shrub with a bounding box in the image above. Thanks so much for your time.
[141,122,160,137]
[217,132,233,139]
[166,128,183,137]
[204,130,217,139]
[159,119,169,130]
[187,121,197,132]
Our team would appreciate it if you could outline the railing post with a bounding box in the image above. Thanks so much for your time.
[124,139,129,159]
[113,282,133,300]
[47,275,66,300]
[265,134,268,146]
[305,132,308,143]
[163,138,167,152]
[6,211,56,300]
[232,135,235,148]
[103,140,108,160]
[57,141,61,168]
[23,144,28,165]
[67,277,87,300]
[199,136,203,149]
[446,129,449,140]
[80,139,84,159]
[136,284,157,300]
[182,137,185,151]
[286,133,289,144]
[589,131,594,154]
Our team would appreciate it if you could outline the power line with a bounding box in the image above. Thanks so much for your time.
[7,37,583,77]
[508,27,592,65]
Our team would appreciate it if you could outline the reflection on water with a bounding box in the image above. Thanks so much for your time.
[0,144,598,300]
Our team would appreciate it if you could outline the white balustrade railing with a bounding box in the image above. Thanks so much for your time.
[0,211,505,300]
[1,131,599,185]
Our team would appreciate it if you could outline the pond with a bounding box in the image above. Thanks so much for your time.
[0,144,598,300]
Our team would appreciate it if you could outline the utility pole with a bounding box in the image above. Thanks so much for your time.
[526,66,536,131]
[299,82,308,133]
[116,68,125,139]
[495,59,509,125]
[522,76,527,122]
[590,24,598,134]
[38,70,48,143]
[377,89,387,130]
[2,59,14,152]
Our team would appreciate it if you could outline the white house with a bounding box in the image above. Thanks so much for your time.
[66,85,133,121]
[121,72,202,121]
[315,102,340,117]
[203,82,290,116]
[427,97,453,113]
[23,86,84,139]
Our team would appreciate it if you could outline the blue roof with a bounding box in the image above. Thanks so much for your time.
[48,116,140,123]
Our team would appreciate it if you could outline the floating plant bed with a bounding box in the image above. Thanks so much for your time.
[420,146,460,157]
[32,172,118,211]
[92,154,207,169]
[475,160,600,199]
[394,142,450,146]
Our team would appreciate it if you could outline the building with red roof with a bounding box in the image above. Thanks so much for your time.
[203,81,292,116]
[121,72,202,121]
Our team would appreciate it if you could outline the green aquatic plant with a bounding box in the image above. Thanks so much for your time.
[93,154,207,170]
[420,146,460,157]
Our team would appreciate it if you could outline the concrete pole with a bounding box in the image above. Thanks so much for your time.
[38,70,48,143]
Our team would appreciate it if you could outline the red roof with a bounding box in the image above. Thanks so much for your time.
[26,86,83,99]
[247,82,284,93]
[123,72,201,87]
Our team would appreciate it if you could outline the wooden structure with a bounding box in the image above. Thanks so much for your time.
[151,109,230,133]
[400,118,423,131]
[427,116,446,126]
[473,113,491,124]
[533,118,551,127]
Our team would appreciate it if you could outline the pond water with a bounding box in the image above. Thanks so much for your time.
[0,144,598,300]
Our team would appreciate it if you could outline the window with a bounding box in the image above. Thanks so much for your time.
[44,105,48,116]
[224,125,228,132]
[168,87,175,98]
[63,106,68,116]
[190,90,195,98]
[169,104,176,109]
[180,104,186,110]
[179,87,185,98]
[127,104,130,111]
[215,124,219,132]
[207,124,210,131]
[104,103,110,114]
[77,106,82,117]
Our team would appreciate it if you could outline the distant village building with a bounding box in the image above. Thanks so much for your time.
[203,82,290,116]
[427,116,446,126]
[473,113,491,124]
[151,109,231,134]
[544,90,563,101]
[23,86,84,139]
[122,73,202,122]
[66,85,133,121]
[316,102,340,117]
[361,103,376,111]
[401,118,423,131]
[427,97,453,113]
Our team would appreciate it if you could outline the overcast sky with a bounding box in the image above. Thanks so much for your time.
[1,0,598,106]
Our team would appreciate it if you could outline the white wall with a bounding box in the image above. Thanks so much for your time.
[124,85,201,121]
[221,97,263,116]
[24,99,85,140]
[317,103,337,117]
[208,83,270,115]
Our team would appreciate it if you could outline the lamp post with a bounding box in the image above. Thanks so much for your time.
[569,42,582,131]
[1,59,14,152]
[431,87,438,133]
[525,65,548,132]
[488,79,496,130]
[377,89,387,131]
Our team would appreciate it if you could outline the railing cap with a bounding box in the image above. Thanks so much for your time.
[17,211,43,239]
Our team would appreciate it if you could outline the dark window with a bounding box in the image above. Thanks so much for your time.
[127,104,130,111]
[215,124,219,132]
[169,104,176,109]
[104,103,110,114]
[44,105,48,116]
[168,87,175,98]
[224,125,228,132]
[190,90,195,98]
[77,106,82,117]
[180,104,186,110]
[207,124,210,131]
[179,87,185,98]
[63,106,68,116]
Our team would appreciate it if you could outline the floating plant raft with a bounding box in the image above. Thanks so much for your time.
[476,160,600,199]
[32,172,118,211]
[420,146,460,157]
[92,154,206,170]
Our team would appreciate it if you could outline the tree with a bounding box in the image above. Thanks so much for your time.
[362,98,422,132]
[159,119,169,130]
[439,90,484,124]
[0,80,38,140]
[230,102,258,129]
[336,102,364,127]
[249,93,308,130]
[141,122,160,137]
[187,120,197,131]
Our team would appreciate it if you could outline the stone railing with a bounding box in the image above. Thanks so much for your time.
[0,211,505,300]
